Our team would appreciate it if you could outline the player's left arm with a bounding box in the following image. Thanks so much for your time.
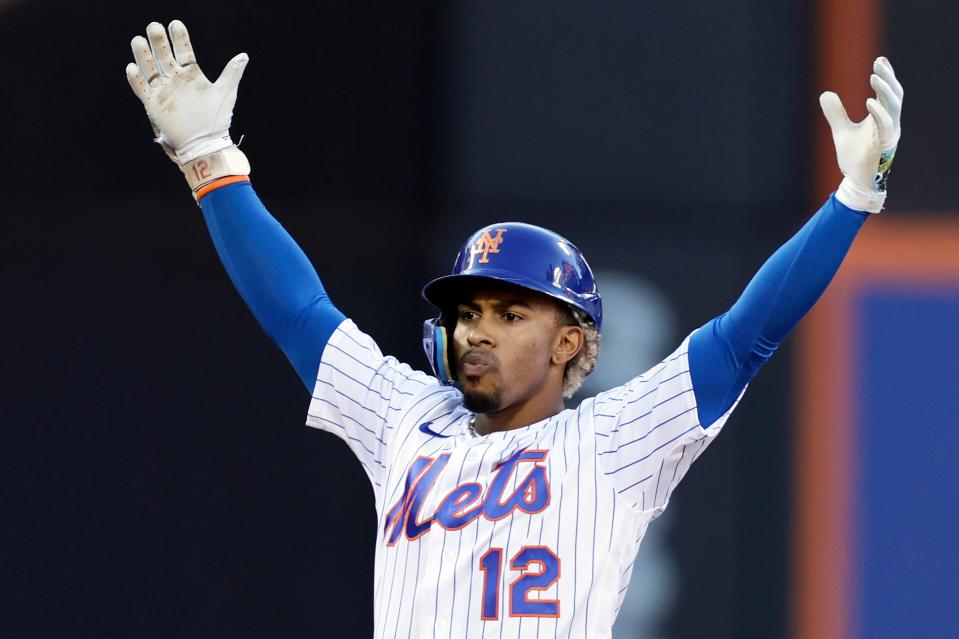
[689,57,904,427]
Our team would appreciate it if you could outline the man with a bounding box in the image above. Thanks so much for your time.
[126,20,902,638]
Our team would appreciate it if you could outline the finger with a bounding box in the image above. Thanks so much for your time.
[819,91,851,130]
[213,52,250,90]
[874,57,904,101]
[870,74,901,124]
[168,20,197,67]
[131,34,161,85]
[125,62,151,102]
[146,21,176,76]
[866,97,895,146]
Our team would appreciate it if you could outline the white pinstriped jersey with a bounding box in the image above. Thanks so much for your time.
[307,319,742,638]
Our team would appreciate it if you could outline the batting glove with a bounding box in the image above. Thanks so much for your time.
[126,20,250,195]
[819,56,903,213]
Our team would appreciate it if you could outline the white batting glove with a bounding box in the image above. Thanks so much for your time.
[126,21,250,193]
[819,56,903,213]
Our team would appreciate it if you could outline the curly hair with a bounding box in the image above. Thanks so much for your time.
[560,307,600,398]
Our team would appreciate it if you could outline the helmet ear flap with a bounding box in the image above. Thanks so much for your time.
[422,318,455,384]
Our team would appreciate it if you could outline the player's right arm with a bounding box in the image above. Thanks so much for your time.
[125,21,343,390]
[125,21,435,489]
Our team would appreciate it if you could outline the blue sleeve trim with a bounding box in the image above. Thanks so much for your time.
[199,182,346,390]
[689,194,868,427]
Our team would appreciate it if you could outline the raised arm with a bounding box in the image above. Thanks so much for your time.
[198,184,346,389]
[689,57,904,427]
[126,21,344,389]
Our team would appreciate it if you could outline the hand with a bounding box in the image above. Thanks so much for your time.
[819,57,903,213]
[126,20,249,165]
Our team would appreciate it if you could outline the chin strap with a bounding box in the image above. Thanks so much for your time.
[422,318,454,384]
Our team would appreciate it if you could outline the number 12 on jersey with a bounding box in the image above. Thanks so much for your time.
[479,545,561,620]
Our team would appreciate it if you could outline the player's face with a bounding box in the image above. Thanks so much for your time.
[451,282,582,414]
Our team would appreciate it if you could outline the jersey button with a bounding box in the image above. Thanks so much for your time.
[443,548,455,563]
[436,620,448,634]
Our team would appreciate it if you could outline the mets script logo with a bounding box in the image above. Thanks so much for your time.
[383,448,549,545]
[470,228,508,265]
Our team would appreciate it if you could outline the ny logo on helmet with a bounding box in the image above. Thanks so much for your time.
[470,228,508,265]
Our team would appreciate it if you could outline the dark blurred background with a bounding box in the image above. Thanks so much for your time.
[1,1,956,638]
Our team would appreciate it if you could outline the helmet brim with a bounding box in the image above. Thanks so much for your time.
[422,271,598,325]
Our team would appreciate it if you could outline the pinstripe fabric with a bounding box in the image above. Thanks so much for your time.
[306,322,742,638]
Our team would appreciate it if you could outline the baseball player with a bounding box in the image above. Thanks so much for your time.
[126,20,903,638]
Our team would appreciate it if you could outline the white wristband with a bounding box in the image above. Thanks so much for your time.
[174,134,234,165]
[180,147,251,192]
[835,176,885,214]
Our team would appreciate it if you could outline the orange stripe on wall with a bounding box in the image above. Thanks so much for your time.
[795,0,881,637]
[794,267,854,639]
[811,0,881,203]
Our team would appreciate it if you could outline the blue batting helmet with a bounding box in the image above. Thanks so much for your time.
[421,222,602,383]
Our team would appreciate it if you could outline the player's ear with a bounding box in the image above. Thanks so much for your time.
[551,324,584,366]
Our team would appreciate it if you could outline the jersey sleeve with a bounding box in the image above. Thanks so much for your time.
[592,333,743,515]
[306,319,438,490]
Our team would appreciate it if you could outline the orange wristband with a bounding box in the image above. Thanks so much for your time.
[195,175,251,201]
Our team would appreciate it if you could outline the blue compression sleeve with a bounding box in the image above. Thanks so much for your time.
[199,182,346,390]
[689,195,868,427]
